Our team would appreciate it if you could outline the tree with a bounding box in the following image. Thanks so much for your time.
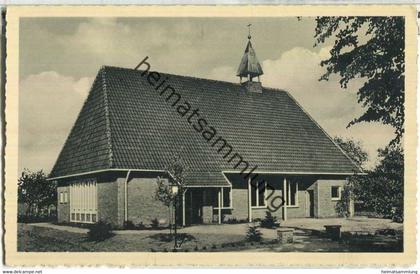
[18,169,56,217]
[333,137,368,217]
[155,154,188,231]
[315,17,404,144]
[334,138,404,221]
[333,137,368,168]
[355,144,404,221]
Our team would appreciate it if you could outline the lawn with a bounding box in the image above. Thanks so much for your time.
[18,223,248,252]
[17,217,403,252]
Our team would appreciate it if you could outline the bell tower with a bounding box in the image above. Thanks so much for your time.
[237,24,264,93]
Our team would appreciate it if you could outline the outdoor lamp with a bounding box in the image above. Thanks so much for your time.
[171,185,179,194]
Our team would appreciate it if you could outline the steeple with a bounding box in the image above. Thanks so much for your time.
[237,24,263,83]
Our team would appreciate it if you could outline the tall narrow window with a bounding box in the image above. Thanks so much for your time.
[69,179,98,223]
[222,187,231,208]
[286,180,298,206]
[251,181,266,207]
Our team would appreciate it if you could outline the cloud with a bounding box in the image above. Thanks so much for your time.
[52,18,219,76]
[207,66,237,83]
[19,71,94,173]
[19,18,395,171]
[208,47,395,168]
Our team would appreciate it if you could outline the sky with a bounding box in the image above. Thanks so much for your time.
[18,17,395,174]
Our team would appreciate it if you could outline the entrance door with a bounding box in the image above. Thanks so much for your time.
[189,189,204,224]
[307,190,315,217]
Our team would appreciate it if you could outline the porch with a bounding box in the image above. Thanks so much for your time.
[179,174,348,226]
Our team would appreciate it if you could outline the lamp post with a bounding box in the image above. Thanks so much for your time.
[171,185,179,250]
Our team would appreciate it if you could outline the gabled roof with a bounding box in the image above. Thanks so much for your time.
[237,40,264,78]
[50,66,362,185]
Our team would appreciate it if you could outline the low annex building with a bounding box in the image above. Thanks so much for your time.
[50,34,362,228]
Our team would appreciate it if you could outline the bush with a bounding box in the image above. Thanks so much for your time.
[87,221,114,242]
[123,220,136,230]
[246,226,263,242]
[151,218,160,229]
[260,211,280,229]
[226,218,248,224]
[149,233,195,243]
[123,221,146,230]
[18,214,56,223]
[391,206,404,223]
[137,222,146,230]
[226,218,238,224]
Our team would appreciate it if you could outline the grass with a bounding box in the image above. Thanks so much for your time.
[17,218,403,252]
[17,223,245,252]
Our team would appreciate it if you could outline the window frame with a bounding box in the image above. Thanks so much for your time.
[215,187,233,209]
[59,192,64,204]
[286,180,299,207]
[69,178,98,224]
[251,181,267,208]
[331,186,342,201]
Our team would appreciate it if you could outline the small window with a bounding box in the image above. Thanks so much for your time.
[331,186,341,200]
[71,213,75,221]
[92,214,97,222]
[76,213,80,221]
[86,214,91,222]
[59,192,68,204]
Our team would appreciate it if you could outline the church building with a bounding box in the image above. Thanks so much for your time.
[50,32,362,228]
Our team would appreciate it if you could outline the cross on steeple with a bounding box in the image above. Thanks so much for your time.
[247,23,252,39]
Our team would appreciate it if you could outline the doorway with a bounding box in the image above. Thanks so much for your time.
[307,190,315,217]
[186,188,204,225]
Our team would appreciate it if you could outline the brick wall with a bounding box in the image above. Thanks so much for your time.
[57,185,70,223]
[287,189,309,218]
[58,172,349,227]
[127,177,170,226]
[116,177,126,226]
[229,188,248,221]
[316,179,346,218]
[97,177,119,227]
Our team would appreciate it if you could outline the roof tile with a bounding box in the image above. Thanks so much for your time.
[50,66,361,186]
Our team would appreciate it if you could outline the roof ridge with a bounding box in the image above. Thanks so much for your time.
[100,66,114,169]
[102,65,243,87]
[102,65,288,93]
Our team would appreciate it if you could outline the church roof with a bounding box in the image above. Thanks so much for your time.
[237,40,264,78]
[50,66,362,185]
